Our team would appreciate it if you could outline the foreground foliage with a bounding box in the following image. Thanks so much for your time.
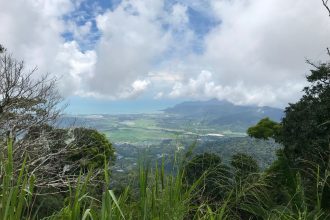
[1,138,330,220]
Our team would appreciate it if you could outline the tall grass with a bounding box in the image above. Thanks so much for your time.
[0,138,35,220]
[1,139,330,219]
[95,155,199,220]
[42,153,199,220]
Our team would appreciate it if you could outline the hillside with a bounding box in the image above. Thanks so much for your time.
[163,99,284,131]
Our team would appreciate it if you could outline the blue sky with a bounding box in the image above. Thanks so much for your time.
[63,0,218,114]
[62,0,219,53]
[1,0,330,114]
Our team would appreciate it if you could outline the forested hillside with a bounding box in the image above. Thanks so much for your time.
[164,99,283,131]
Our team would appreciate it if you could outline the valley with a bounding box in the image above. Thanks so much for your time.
[63,99,283,176]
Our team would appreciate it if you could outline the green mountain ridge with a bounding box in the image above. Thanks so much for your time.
[163,99,284,131]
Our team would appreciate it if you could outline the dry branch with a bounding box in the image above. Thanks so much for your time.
[323,0,330,17]
[0,51,63,138]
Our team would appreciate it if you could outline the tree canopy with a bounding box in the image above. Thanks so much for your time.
[69,127,116,171]
[184,153,231,202]
[248,60,330,165]
[247,58,330,214]
[0,46,62,138]
[280,61,330,165]
[231,153,259,179]
[23,125,116,185]
[247,117,281,140]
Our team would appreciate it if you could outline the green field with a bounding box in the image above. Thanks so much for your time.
[77,114,247,145]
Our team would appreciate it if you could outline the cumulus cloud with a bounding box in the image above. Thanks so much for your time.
[87,0,196,99]
[167,70,303,107]
[1,0,330,107]
[55,42,96,95]
[88,0,170,98]
[167,4,189,29]
[160,0,330,107]
[0,0,96,96]
[67,20,93,41]
[203,0,330,89]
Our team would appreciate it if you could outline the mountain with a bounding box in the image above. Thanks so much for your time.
[163,99,284,131]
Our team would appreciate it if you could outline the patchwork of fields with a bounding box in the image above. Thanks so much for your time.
[64,113,280,177]
[70,113,246,145]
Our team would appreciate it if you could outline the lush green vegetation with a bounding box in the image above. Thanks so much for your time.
[1,131,328,219]
[65,114,247,145]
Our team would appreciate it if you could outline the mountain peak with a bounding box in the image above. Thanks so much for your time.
[163,99,284,130]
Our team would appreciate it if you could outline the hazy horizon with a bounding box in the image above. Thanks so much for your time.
[65,97,285,115]
[65,96,184,114]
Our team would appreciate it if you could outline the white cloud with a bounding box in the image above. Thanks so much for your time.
[148,71,183,82]
[167,70,304,107]
[87,0,171,98]
[202,0,330,87]
[67,21,93,40]
[1,0,330,107]
[126,79,151,98]
[168,4,189,29]
[55,42,96,95]
[0,0,95,96]
[162,0,330,106]
[77,79,150,100]
[154,92,164,99]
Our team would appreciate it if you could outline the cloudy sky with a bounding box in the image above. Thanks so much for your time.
[1,0,330,113]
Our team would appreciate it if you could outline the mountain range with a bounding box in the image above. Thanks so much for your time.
[163,99,284,131]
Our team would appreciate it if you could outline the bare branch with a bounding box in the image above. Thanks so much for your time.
[0,47,113,197]
[0,51,64,137]
[0,44,5,53]
[322,0,330,17]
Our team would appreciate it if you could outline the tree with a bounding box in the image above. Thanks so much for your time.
[21,125,116,217]
[322,0,330,17]
[0,45,62,139]
[68,127,116,172]
[280,61,330,166]
[247,117,281,140]
[22,126,116,189]
[248,60,330,212]
[0,45,67,193]
[231,153,259,180]
[247,61,330,171]
[184,153,231,203]
[0,44,5,53]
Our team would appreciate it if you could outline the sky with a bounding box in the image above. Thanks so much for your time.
[1,0,330,114]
